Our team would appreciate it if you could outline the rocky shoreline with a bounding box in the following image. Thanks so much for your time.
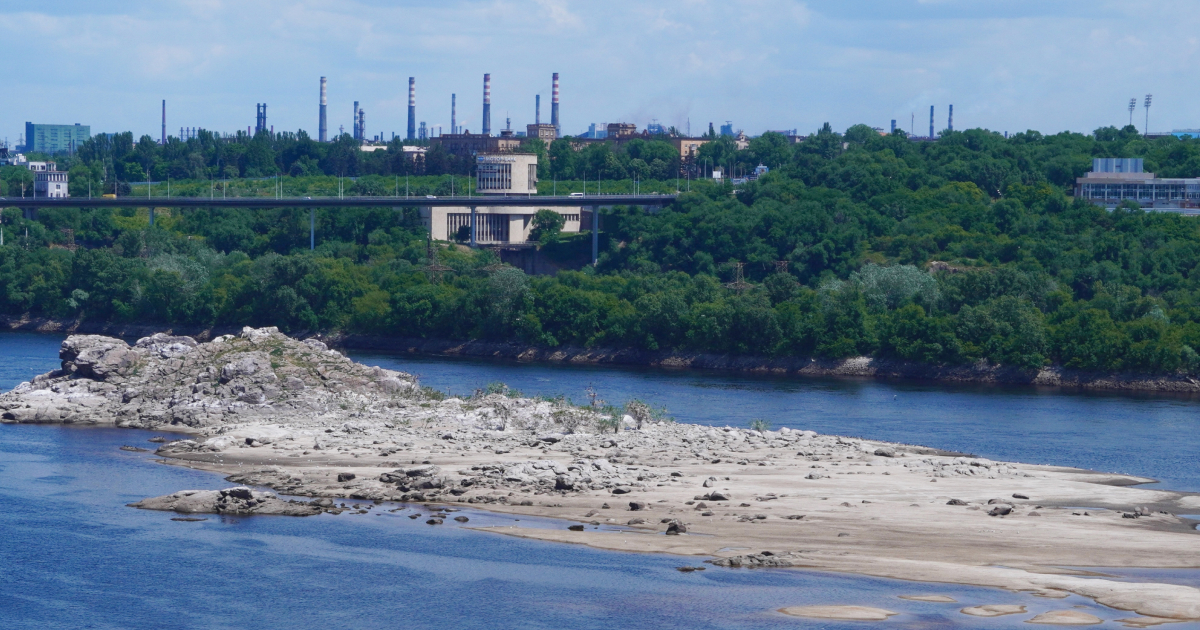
[6,314,1200,395]
[4,328,1200,623]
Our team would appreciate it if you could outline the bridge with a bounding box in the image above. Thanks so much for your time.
[2,193,679,264]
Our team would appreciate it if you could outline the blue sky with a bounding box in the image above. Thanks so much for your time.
[2,0,1198,142]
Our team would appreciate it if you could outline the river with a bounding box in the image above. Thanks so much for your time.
[1,332,1197,629]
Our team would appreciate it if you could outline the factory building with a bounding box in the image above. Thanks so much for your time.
[1075,158,1200,212]
[420,153,583,246]
[23,122,90,154]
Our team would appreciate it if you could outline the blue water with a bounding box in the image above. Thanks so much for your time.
[1,332,1198,629]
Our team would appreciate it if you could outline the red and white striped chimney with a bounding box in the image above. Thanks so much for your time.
[551,72,560,138]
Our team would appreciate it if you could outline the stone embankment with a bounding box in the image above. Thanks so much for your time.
[5,328,1200,623]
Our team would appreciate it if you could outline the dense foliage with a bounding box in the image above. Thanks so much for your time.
[8,123,1200,375]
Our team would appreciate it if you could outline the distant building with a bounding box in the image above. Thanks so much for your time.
[646,123,666,135]
[720,122,734,137]
[581,123,608,139]
[606,123,637,140]
[0,145,26,167]
[421,153,583,246]
[671,137,711,161]
[526,123,557,145]
[24,122,90,154]
[429,132,521,158]
[1075,158,1200,212]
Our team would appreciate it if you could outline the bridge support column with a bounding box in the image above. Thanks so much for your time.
[470,206,477,247]
[22,208,37,221]
[149,208,155,227]
[591,206,599,266]
[310,208,315,251]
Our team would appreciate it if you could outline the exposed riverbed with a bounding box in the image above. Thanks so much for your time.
[3,332,1200,629]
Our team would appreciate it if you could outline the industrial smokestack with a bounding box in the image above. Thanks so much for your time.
[948,104,954,133]
[536,94,541,125]
[319,77,328,142]
[929,105,935,138]
[551,72,560,138]
[451,94,457,135]
[407,77,416,141]
[161,100,166,145]
[482,74,491,136]
[353,101,360,140]
[890,119,896,134]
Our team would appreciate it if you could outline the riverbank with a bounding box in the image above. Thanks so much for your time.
[4,328,1200,624]
[7,314,1200,396]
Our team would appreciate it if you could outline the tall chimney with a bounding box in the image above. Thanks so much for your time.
[948,104,954,132]
[536,94,541,125]
[407,77,416,141]
[482,74,491,136]
[319,77,328,142]
[451,94,457,135]
[353,101,360,140]
[551,72,560,138]
[161,100,166,145]
[929,105,935,138]
[890,119,896,134]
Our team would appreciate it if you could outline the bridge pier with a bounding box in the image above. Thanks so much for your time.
[591,206,599,266]
[22,208,37,221]
[470,206,477,247]
[310,208,315,251]
[149,208,154,227]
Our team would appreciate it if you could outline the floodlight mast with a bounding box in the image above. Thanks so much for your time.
[1144,94,1153,137]
[1129,98,1137,127]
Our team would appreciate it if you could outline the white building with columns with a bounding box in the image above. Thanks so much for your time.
[420,153,584,245]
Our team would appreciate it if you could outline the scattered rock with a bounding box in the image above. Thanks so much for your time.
[779,606,898,621]
[628,501,648,511]
[665,520,687,535]
[874,447,896,457]
[960,605,1027,617]
[988,504,1013,516]
[1012,493,1030,500]
[947,499,969,506]
[568,524,585,531]
[169,517,207,522]
[1026,610,1103,625]
[337,473,356,482]
[899,595,956,603]
[426,518,443,525]
[454,516,469,523]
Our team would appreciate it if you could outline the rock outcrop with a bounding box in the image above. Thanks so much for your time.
[0,328,418,428]
[128,487,322,516]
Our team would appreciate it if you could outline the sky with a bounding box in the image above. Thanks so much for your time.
[2,0,1199,143]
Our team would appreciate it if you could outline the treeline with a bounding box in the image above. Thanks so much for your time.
[7,124,1200,375]
[2,128,690,196]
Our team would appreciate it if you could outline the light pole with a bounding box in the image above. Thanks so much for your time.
[1144,94,1153,137]
[1128,98,1137,128]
